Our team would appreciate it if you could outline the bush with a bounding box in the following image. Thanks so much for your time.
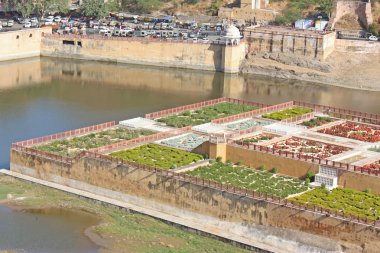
[305,178,310,187]
[258,165,266,171]
[321,183,326,190]
[236,161,243,166]
[306,171,315,182]
[271,167,278,174]
[364,188,372,194]
[369,22,380,37]
[216,156,222,163]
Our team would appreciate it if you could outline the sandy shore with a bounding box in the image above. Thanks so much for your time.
[241,52,380,91]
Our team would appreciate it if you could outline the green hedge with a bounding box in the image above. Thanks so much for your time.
[262,107,312,121]
[35,128,154,157]
[186,163,308,198]
[156,102,257,127]
[290,188,380,220]
[110,144,203,170]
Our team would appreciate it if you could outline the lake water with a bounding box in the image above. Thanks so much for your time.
[0,205,99,253]
[1,57,380,252]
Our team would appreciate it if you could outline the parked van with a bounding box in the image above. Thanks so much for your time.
[161,31,168,38]
[134,30,147,37]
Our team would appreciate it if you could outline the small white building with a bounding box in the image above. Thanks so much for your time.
[224,25,241,45]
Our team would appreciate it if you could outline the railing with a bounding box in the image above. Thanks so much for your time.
[281,112,315,124]
[11,142,380,228]
[211,101,294,124]
[90,126,192,153]
[145,97,267,120]
[13,121,116,147]
[294,101,380,125]
[229,141,380,177]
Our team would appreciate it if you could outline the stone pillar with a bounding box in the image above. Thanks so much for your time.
[222,41,246,73]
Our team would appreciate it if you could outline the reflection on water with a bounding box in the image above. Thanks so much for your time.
[0,205,99,253]
[0,57,380,168]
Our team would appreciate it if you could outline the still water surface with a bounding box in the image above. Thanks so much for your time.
[0,205,99,253]
[0,57,380,252]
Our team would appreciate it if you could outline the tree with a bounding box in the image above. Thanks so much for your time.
[3,0,35,17]
[80,0,119,18]
[136,0,162,13]
[34,0,69,17]
[316,0,333,17]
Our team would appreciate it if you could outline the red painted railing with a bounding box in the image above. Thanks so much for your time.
[211,101,294,124]
[14,121,116,147]
[145,97,267,120]
[229,141,380,177]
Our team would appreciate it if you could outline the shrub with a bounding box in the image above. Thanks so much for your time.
[186,162,308,198]
[305,178,310,187]
[271,167,278,174]
[216,156,222,163]
[320,183,326,190]
[364,188,372,194]
[258,165,266,171]
[306,171,315,182]
[236,161,243,166]
[369,22,379,37]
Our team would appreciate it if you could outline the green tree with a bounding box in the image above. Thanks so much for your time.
[35,0,69,17]
[316,0,333,17]
[3,0,35,17]
[81,0,108,18]
[369,22,380,36]
[136,0,162,13]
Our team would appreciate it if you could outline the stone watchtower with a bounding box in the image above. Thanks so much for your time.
[222,25,246,73]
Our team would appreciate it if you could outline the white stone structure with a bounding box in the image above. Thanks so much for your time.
[224,25,241,45]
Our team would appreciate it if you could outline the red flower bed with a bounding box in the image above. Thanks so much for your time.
[268,137,349,159]
[318,122,380,143]
[363,160,380,171]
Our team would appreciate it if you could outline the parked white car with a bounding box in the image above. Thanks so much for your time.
[202,38,209,43]
[24,21,32,28]
[7,20,14,27]
[99,26,110,33]
[368,35,378,41]
[30,17,38,23]
[54,16,61,23]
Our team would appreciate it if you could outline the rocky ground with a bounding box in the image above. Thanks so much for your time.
[241,51,380,90]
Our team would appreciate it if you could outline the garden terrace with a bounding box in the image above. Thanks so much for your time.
[301,117,336,128]
[290,188,380,221]
[363,160,380,172]
[109,144,204,170]
[158,133,209,151]
[239,133,278,144]
[185,162,308,198]
[318,122,380,143]
[262,107,313,121]
[224,118,271,131]
[156,103,258,127]
[34,127,155,157]
[266,137,350,159]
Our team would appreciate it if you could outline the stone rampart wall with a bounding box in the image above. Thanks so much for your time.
[9,149,380,252]
[41,35,246,73]
[0,27,52,62]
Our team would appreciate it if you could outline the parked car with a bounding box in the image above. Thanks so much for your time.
[54,16,61,23]
[202,38,209,43]
[7,20,14,27]
[24,21,32,28]
[368,35,378,41]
